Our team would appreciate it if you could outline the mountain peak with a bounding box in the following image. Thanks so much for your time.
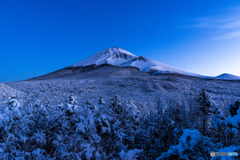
[215,73,240,80]
[69,48,239,80]
[71,47,137,67]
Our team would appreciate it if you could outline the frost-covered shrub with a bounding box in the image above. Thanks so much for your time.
[125,99,142,124]
[32,148,46,159]
[6,95,21,110]
[0,93,238,159]
[98,96,106,105]
[119,148,143,160]
[226,101,240,132]
[157,129,219,160]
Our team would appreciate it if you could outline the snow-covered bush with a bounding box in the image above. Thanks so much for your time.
[98,96,106,105]
[0,93,238,159]
[226,101,240,132]
[125,99,142,124]
[157,129,219,160]
[6,95,21,110]
[119,148,143,160]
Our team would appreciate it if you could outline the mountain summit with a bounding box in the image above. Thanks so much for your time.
[71,47,137,67]
[71,47,198,77]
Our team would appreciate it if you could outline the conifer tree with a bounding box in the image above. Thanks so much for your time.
[195,90,216,136]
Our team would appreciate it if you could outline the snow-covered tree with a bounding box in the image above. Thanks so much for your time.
[6,95,21,109]
[125,99,141,124]
[195,90,217,136]
[212,106,225,142]
[98,96,106,105]
[1,92,235,159]
[110,95,124,115]
[157,129,218,160]
[66,94,82,113]
[5,95,22,119]
[226,101,240,131]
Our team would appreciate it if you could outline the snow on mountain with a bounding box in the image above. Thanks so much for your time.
[70,47,240,80]
[120,56,198,77]
[214,73,240,80]
[71,47,137,67]
[71,47,198,76]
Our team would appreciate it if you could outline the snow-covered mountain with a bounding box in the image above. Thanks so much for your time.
[120,56,198,77]
[49,47,239,80]
[71,47,199,77]
[214,73,240,80]
[71,47,137,67]
[70,47,240,80]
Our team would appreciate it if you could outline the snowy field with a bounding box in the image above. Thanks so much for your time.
[4,65,240,109]
[0,65,240,159]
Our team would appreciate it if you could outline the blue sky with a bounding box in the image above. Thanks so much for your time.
[1,0,240,82]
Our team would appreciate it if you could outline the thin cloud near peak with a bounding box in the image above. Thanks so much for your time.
[189,7,240,40]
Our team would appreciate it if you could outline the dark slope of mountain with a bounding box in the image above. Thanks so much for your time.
[27,64,148,81]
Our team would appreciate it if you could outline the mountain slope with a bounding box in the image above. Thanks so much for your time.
[120,56,198,77]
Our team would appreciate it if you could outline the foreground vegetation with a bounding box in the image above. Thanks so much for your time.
[0,90,239,159]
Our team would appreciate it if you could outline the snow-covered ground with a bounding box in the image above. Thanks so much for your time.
[5,68,240,112]
[0,82,24,105]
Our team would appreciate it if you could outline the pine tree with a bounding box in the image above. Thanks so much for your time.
[195,90,216,136]
[212,105,225,142]
[110,95,124,115]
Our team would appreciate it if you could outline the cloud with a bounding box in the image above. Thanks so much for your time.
[214,30,240,40]
[220,20,240,29]
[190,7,240,40]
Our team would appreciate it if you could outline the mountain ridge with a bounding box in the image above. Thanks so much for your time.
[71,47,137,67]
[70,47,199,77]
[22,47,240,81]
[68,47,240,80]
